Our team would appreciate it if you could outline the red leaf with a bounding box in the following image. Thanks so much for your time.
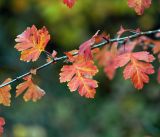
[0,78,12,106]
[79,30,100,60]
[114,52,155,89]
[15,25,50,62]
[127,0,152,15]
[16,75,45,102]
[0,117,5,135]
[60,56,98,98]
[63,0,76,8]
[95,43,118,80]
[153,41,160,54]
[118,40,137,54]
[117,26,128,37]
[156,32,160,38]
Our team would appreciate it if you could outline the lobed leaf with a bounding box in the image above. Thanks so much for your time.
[15,25,50,62]
[127,0,152,15]
[0,78,12,106]
[60,55,98,98]
[114,52,155,89]
[95,43,118,80]
[16,75,45,102]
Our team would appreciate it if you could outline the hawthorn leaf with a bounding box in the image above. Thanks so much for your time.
[0,117,5,135]
[95,43,118,80]
[114,51,155,89]
[117,26,128,38]
[63,0,76,8]
[118,40,137,54]
[78,30,100,60]
[127,0,152,15]
[60,56,98,98]
[15,25,50,62]
[156,32,160,38]
[0,78,12,106]
[16,75,45,102]
[153,41,160,54]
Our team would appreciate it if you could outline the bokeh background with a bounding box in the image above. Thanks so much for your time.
[0,0,160,137]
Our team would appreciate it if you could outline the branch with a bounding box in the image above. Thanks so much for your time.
[0,29,160,88]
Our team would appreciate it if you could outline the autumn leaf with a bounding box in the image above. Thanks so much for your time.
[0,78,12,106]
[118,40,137,55]
[16,75,45,102]
[127,0,152,15]
[117,26,140,38]
[0,117,5,135]
[78,30,100,60]
[95,43,118,80]
[114,51,155,89]
[63,0,76,8]
[60,55,98,98]
[156,32,160,38]
[153,41,160,54]
[15,25,50,62]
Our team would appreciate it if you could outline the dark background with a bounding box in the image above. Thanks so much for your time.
[0,0,160,137]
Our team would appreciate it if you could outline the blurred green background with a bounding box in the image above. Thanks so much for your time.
[0,0,160,137]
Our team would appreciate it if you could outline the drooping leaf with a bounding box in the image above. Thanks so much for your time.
[0,117,5,135]
[114,51,155,89]
[60,55,98,98]
[78,30,100,60]
[16,75,45,102]
[118,40,137,54]
[15,25,50,62]
[127,0,152,15]
[63,0,76,8]
[0,78,12,106]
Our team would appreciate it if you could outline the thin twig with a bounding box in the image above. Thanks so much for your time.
[0,29,160,88]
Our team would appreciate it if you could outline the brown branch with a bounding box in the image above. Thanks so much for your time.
[0,28,160,88]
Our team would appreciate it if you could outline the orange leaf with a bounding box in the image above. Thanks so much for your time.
[63,0,76,8]
[153,41,160,54]
[95,43,117,80]
[60,56,98,98]
[16,75,45,102]
[15,25,50,62]
[114,52,155,89]
[127,0,152,15]
[0,117,5,135]
[0,78,12,106]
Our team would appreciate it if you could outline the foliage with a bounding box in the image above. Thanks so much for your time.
[0,0,160,136]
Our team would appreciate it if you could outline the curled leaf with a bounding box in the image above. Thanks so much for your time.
[78,30,100,60]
